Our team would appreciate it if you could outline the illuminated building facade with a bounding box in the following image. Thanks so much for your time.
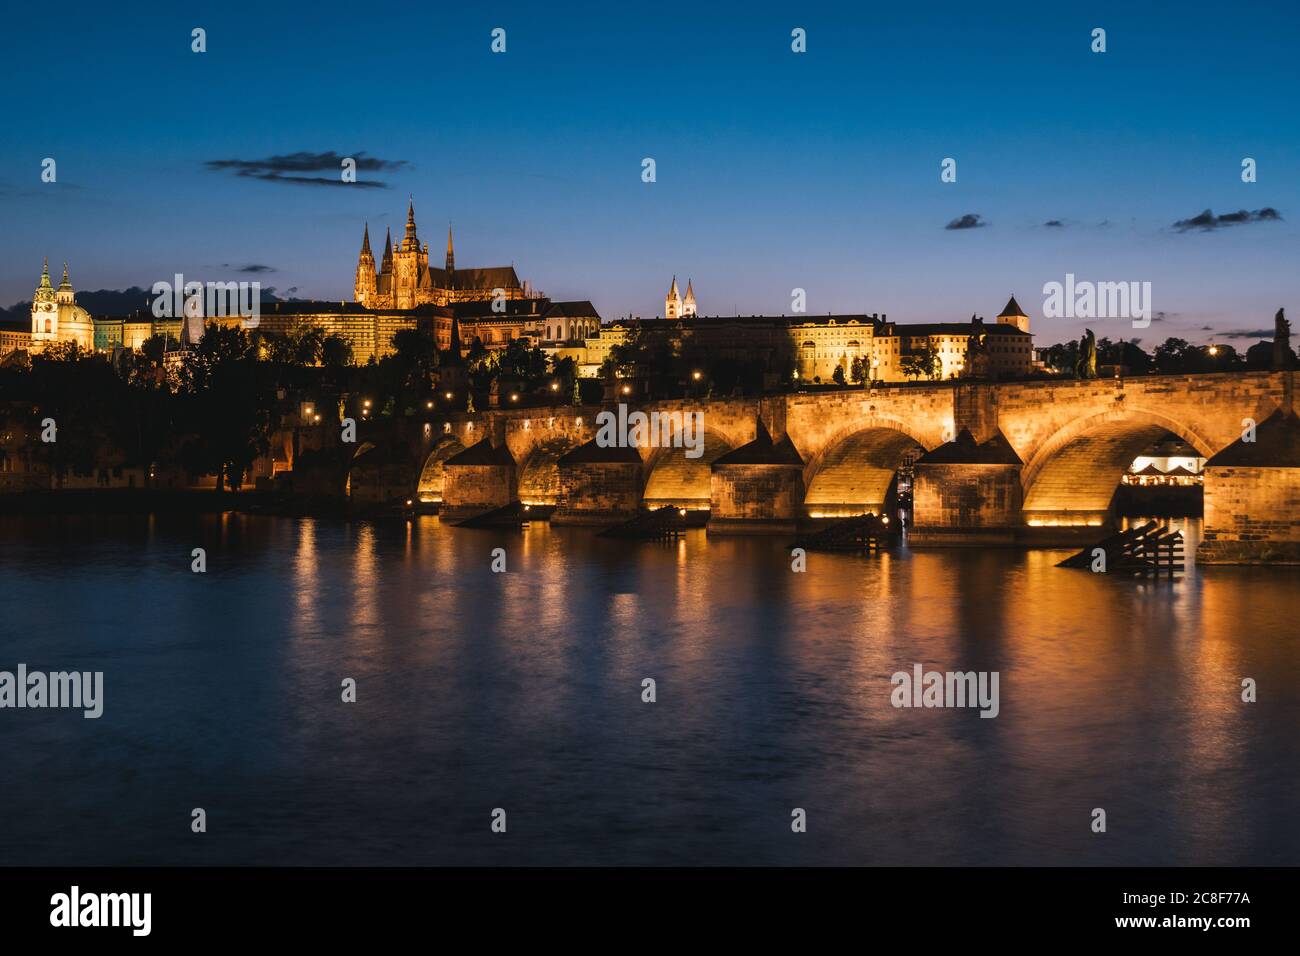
[571,295,1035,383]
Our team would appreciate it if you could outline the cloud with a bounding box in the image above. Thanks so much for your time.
[205,151,408,188]
[1220,328,1275,339]
[1043,219,1065,228]
[234,264,275,273]
[945,213,987,230]
[256,287,306,302]
[1172,207,1282,232]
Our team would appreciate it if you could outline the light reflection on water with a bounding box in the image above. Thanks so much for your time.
[0,513,1295,866]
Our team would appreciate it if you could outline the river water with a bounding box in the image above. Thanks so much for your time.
[0,513,1296,866]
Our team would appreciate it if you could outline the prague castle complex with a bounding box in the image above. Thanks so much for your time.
[353,201,531,310]
[2,202,1035,382]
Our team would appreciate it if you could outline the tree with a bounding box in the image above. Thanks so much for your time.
[34,340,86,363]
[176,322,275,491]
[900,345,940,381]
[849,356,867,384]
[1153,337,1191,373]
[140,333,177,366]
[549,353,577,401]
[1185,343,1244,373]
[1089,336,1153,373]
[27,346,131,482]
[1041,340,1079,374]
[466,339,498,397]
[390,327,440,385]
[497,338,548,386]
[1246,340,1286,370]
[293,325,326,366]
[832,364,846,385]
[321,334,353,369]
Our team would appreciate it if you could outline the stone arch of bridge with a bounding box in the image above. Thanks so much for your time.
[799,418,930,518]
[414,435,467,503]
[517,433,588,505]
[640,427,737,508]
[1020,406,1216,523]
[342,441,378,498]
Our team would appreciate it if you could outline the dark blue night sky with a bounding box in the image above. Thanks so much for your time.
[2,0,1296,345]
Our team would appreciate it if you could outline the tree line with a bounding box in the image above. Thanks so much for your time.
[0,321,570,491]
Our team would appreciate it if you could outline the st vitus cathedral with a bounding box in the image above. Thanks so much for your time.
[354,200,533,309]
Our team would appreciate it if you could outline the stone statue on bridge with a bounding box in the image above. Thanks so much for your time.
[964,317,992,379]
[1273,308,1292,371]
[1074,329,1098,379]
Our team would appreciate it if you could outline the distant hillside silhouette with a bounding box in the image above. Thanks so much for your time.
[0,286,305,325]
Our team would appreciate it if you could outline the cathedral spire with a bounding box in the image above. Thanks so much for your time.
[381,227,393,273]
[59,262,72,289]
[446,223,455,272]
[355,224,378,304]
[403,198,419,251]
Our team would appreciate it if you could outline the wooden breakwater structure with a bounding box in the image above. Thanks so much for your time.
[790,512,899,554]
[454,501,552,530]
[1057,520,1185,576]
[598,506,688,541]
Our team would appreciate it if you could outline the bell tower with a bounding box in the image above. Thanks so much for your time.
[31,258,58,346]
[56,262,75,305]
[683,279,697,318]
[665,276,682,319]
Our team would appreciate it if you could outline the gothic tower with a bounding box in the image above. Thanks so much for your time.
[665,276,682,319]
[683,279,697,317]
[446,224,455,272]
[354,224,377,305]
[31,257,58,344]
[392,200,428,309]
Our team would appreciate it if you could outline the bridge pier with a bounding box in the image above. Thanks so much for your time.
[439,437,518,523]
[1198,409,1300,564]
[909,429,1023,546]
[708,424,805,534]
[552,441,644,525]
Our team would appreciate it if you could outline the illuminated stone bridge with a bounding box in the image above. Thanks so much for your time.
[335,370,1298,562]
